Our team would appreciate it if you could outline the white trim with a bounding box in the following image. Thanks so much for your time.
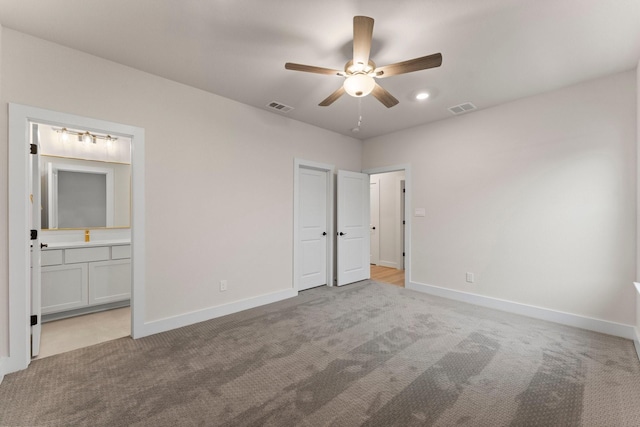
[7,104,31,373]
[408,280,636,340]
[377,260,398,269]
[633,283,640,362]
[362,164,412,288]
[293,158,335,290]
[139,289,297,337]
[7,103,145,374]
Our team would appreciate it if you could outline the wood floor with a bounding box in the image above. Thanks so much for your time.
[370,265,405,287]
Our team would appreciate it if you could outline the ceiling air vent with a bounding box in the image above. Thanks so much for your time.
[448,102,477,115]
[266,101,294,113]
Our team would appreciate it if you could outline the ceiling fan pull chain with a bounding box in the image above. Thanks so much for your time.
[352,98,363,133]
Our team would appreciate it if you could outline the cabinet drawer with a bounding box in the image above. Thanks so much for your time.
[111,245,131,260]
[41,250,63,266]
[65,246,110,264]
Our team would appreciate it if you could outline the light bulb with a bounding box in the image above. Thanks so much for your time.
[416,92,430,100]
[61,128,69,143]
[343,74,375,97]
[82,132,92,144]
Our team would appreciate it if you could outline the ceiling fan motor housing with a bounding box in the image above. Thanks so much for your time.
[345,59,376,76]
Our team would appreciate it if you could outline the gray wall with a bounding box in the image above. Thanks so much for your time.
[364,70,637,326]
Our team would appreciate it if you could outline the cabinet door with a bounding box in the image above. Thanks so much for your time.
[88,259,131,305]
[42,264,89,314]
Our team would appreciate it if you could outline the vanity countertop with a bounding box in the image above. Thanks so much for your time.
[43,239,131,250]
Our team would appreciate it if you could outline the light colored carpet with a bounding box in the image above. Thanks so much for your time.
[1,281,639,426]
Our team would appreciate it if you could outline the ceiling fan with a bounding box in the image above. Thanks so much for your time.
[285,16,442,108]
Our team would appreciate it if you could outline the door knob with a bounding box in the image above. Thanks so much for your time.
[339,232,347,236]
[322,232,327,236]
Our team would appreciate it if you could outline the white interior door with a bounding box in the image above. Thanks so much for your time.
[400,179,406,270]
[30,123,42,357]
[370,179,380,265]
[298,167,328,290]
[337,170,370,286]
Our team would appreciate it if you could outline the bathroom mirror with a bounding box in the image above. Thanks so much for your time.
[35,123,131,229]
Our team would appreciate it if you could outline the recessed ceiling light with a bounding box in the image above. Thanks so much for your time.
[416,92,430,100]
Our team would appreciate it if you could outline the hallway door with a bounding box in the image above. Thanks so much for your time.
[337,170,370,286]
[370,179,380,265]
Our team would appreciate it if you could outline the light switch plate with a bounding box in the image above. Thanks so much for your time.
[414,208,426,217]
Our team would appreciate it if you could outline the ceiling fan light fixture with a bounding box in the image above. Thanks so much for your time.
[343,74,375,98]
[416,92,430,100]
[82,132,93,144]
[60,127,69,143]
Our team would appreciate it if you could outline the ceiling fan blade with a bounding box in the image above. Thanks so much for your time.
[371,83,399,108]
[319,86,346,107]
[353,16,374,66]
[375,53,443,78]
[285,63,344,76]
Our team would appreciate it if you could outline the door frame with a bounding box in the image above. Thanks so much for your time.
[363,164,411,287]
[6,103,146,374]
[293,159,335,291]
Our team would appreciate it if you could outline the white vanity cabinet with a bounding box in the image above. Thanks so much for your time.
[41,243,131,315]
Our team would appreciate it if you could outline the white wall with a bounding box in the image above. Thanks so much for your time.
[636,61,640,335]
[0,22,5,366]
[0,29,362,357]
[364,70,637,326]
[371,171,405,269]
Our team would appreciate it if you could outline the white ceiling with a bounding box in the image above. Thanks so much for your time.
[1,0,639,140]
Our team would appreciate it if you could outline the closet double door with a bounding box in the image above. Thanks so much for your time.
[298,168,370,290]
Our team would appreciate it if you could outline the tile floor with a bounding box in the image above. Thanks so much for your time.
[36,307,131,359]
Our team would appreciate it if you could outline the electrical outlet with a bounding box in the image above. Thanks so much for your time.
[466,272,474,283]
[220,280,228,292]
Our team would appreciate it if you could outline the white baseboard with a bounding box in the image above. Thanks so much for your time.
[408,281,635,340]
[137,288,298,338]
[377,261,398,269]
[0,357,5,384]
[633,283,640,362]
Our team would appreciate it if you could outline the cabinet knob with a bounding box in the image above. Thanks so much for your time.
[40,243,48,249]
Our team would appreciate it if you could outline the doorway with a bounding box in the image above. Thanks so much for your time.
[7,104,146,374]
[365,166,410,288]
[31,121,133,358]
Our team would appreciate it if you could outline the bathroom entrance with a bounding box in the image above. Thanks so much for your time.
[31,121,133,358]
[7,103,146,373]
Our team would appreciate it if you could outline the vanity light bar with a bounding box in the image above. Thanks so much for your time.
[53,127,118,144]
